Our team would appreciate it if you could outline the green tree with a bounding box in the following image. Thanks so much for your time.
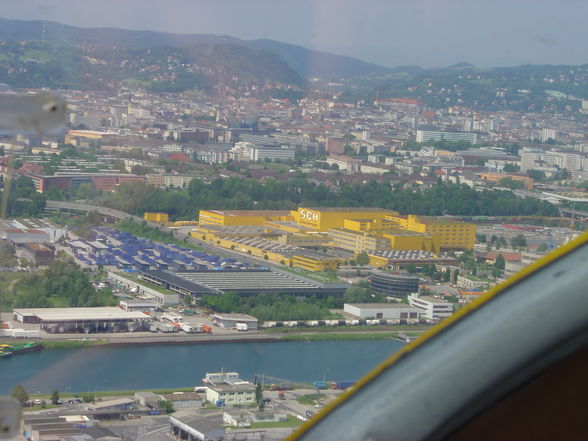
[0,243,17,267]
[494,254,506,270]
[503,164,520,172]
[498,177,524,190]
[51,389,60,405]
[355,251,370,266]
[158,399,175,414]
[536,243,548,252]
[511,234,527,249]
[255,383,263,403]
[10,384,29,405]
[527,170,546,181]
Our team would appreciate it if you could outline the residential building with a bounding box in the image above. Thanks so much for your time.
[146,174,203,188]
[326,155,362,172]
[541,128,558,142]
[456,274,493,290]
[326,136,345,155]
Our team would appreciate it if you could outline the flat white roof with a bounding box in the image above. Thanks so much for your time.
[212,313,258,322]
[13,307,150,321]
[346,303,419,309]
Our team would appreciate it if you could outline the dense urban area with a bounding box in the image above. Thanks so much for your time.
[1,15,587,441]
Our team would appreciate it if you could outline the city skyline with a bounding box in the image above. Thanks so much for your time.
[0,0,587,68]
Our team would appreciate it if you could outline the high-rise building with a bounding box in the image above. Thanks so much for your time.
[416,130,478,144]
[541,128,558,143]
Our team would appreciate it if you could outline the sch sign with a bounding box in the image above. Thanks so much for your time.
[300,209,319,222]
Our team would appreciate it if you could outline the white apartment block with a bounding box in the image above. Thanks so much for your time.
[408,293,453,320]
[520,148,583,174]
[541,128,558,142]
[416,130,478,145]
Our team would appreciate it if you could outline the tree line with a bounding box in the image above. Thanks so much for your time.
[100,178,559,221]
[199,287,384,322]
[7,258,115,309]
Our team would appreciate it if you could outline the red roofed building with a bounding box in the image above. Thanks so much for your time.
[166,153,191,162]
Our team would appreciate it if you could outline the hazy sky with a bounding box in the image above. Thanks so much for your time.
[1,0,586,68]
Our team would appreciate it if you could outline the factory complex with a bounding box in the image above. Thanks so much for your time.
[194,207,475,270]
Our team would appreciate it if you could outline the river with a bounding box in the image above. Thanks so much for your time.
[0,340,404,394]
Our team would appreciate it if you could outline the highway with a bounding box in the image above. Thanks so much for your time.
[45,200,164,229]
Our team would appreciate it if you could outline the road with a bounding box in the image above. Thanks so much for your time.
[45,200,163,229]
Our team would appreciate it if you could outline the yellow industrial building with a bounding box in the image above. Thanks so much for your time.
[385,214,476,251]
[193,207,475,271]
[144,212,169,222]
[199,210,291,226]
[290,207,391,231]
[192,226,339,271]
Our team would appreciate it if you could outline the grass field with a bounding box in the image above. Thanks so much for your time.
[40,340,110,349]
[29,386,194,400]
[296,394,317,405]
[281,332,401,342]
[263,325,432,333]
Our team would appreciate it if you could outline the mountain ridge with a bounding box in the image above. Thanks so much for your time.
[0,18,392,79]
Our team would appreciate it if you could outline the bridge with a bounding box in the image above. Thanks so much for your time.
[44,200,165,229]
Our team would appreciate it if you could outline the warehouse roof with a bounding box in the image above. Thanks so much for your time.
[202,210,291,216]
[300,207,391,213]
[13,307,150,321]
[211,313,258,322]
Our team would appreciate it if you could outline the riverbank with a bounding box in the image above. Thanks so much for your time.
[0,323,431,351]
[0,327,425,349]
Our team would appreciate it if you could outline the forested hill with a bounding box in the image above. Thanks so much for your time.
[346,63,588,112]
[0,18,392,79]
[0,39,304,92]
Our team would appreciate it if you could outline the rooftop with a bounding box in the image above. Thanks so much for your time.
[211,313,258,322]
[346,303,419,309]
[162,392,202,401]
[208,383,256,392]
[177,270,317,293]
[170,412,223,436]
[202,210,291,217]
[412,295,451,305]
[300,207,392,213]
[13,307,150,321]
